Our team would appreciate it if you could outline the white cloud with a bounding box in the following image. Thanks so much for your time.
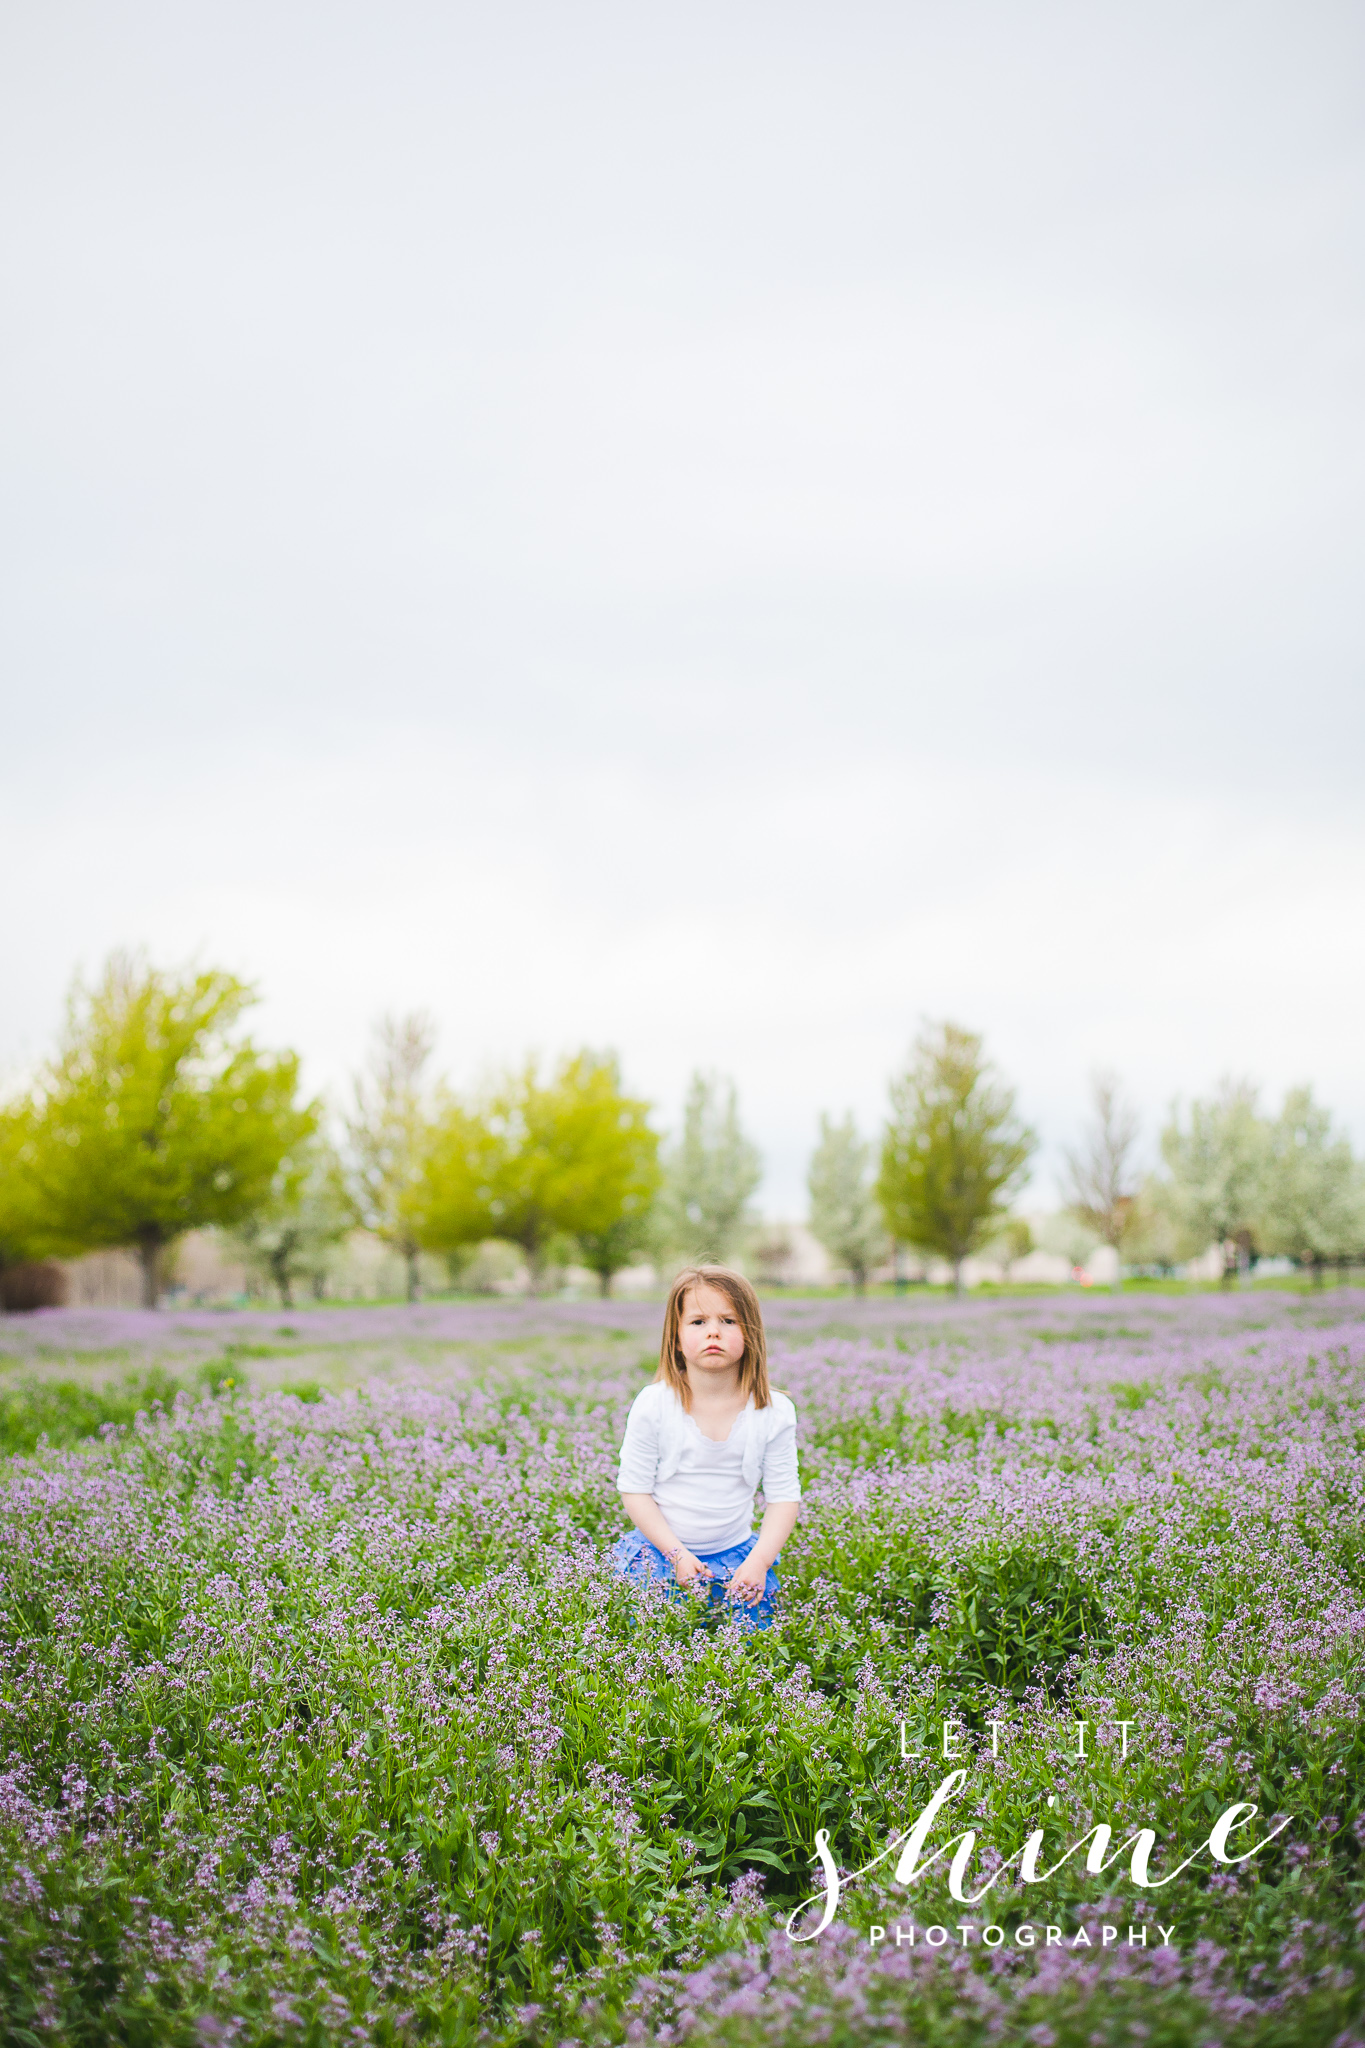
[2,0,1362,1210]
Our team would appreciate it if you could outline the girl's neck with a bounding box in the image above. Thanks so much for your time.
[683,1367,748,1409]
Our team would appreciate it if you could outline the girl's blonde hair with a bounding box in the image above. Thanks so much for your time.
[657,1265,772,1411]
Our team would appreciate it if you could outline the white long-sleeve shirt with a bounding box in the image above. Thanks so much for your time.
[616,1382,801,1553]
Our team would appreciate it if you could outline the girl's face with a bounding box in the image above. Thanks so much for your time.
[677,1283,746,1378]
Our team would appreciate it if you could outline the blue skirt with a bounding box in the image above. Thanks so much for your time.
[609,1528,780,1630]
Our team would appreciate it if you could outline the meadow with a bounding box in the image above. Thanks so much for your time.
[0,1288,1361,2046]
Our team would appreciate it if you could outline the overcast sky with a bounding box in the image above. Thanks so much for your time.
[2,0,1362,1213]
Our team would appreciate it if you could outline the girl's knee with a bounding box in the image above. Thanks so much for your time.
[611,1533,674,1592]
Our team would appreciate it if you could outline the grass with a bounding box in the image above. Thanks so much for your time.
[0,1367,187,1455]
[0,1292,1360,2045]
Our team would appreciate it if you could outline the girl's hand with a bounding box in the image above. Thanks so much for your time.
[726,1557,768,1605]
[671,1548,709,1586]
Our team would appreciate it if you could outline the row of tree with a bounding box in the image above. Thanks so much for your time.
[1060,1072,1364,1284]
[0,956,763,1306]
[806,1047,1365,1292]
[1,954,1361,1307]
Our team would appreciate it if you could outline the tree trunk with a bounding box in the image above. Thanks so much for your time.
[137,1236,161,1310]
[852,1265,866,1297]
[271,1249,294,1308]
[1311,1255,1323,1290]
[598,1269,612,1299]
[952,1257,964,1298]
[405,1247,421,1303]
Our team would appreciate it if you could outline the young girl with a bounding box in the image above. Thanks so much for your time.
[610,1265,800,1629]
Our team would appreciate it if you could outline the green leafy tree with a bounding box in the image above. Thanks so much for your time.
[0,1100,50,1272]
[26,953,316,1308]
[414,1099,501,1267]
[0,1098,78,1310]
[1061,1071,1142,1292]
[655,1072,762,1269]
[545,1053,661,1296]
[421,1052,660,1295]
[229,1135,353,1306]
[1257,1086,1362,1285]
[1158,1080,1269,1286]
[877,1022,1037,1296]
[807,1112,887,1292]
[345,1014,437,1303]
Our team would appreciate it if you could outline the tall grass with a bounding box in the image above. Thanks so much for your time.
[0,1294,1361,2044]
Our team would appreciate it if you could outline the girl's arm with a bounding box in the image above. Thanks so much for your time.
[728,1500,799,1602]
[618,1394,705,1583]
[729,1400,802,1603]
[620,1492,710,1584]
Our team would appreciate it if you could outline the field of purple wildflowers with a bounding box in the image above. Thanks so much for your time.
[0,1288,1362,2046]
